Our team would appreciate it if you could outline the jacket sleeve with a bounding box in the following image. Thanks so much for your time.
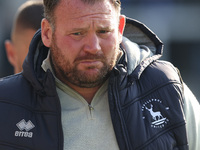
[183,83,200,150]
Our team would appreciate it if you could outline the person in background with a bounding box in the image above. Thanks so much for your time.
[4,0,44,74]
[0,0,199,150]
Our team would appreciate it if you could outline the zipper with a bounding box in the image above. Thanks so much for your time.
[88,104,94,119]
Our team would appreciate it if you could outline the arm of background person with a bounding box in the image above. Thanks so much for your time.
[183,83,200,150]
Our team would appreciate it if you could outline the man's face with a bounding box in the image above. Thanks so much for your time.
[43,0,124,88]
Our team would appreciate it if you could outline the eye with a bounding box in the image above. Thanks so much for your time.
[70,31,85,40]
[98,30,109,34]
[72,32,81,36]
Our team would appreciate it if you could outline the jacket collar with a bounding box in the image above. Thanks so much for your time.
[22,29,57,96]
[116,18,163,80]
[124,17,163,55]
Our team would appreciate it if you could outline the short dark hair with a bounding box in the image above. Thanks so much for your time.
[43,0,121,25]
[15,1,44,31]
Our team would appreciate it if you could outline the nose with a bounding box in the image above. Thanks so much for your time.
[83,33,101,54]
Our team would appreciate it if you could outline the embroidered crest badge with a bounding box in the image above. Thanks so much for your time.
[142,99,169,128]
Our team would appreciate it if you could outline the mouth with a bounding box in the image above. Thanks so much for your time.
[75,54,105,69]
[79,60,102,67]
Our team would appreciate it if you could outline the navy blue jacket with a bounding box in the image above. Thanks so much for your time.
[0,18,188,150]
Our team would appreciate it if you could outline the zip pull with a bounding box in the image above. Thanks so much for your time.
[88,104,94,111]
[88,104,95,119]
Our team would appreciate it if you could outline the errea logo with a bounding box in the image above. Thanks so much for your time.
[15,119,35,138]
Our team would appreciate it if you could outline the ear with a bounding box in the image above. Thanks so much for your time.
[118,15,126,42]
[4,40,17,67]
[119,15,125,35]
[41,18,53,47]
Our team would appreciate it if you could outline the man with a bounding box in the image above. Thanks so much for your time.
[0,0,199,150]
[4,0,44,74]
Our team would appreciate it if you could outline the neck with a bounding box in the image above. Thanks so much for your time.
[65,81,102,104]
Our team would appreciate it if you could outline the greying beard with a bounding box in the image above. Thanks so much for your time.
[50,51,119,88]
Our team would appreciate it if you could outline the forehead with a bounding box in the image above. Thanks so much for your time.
[54,0,118,25]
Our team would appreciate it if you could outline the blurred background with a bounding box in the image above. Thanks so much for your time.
[0,0,199,101]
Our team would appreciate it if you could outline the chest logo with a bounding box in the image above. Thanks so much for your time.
[15,119,35,138]
[142,99,169,128]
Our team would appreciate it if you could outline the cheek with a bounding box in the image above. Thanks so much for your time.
[54,34,80,62]
[101,34,119,59]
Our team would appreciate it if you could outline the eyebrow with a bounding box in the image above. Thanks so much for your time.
[97,26,113,30]
[70,25,113,33]
[69,25,91,32]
